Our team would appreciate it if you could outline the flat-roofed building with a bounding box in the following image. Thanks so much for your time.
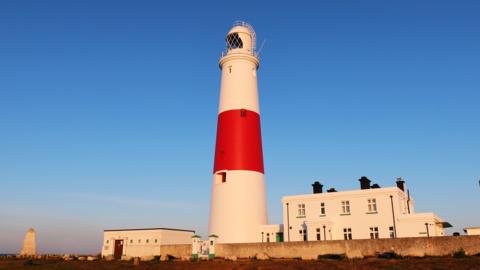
[464,227,480,236]
[101,227,194,259]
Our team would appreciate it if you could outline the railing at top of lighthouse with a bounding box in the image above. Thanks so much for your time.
[221,21,258,59]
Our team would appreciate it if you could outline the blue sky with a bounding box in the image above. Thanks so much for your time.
[1,0,479,254]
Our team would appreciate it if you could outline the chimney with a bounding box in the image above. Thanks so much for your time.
[327,188,337,193]
[312,181,323,194]
[371,183,381,189]
[396,177,405,191]
[359,176,371,190]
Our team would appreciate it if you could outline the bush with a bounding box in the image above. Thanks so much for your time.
[453,248,466,258]
[317,254,346,260]
[378,252,401,259]
[23,259,34,266]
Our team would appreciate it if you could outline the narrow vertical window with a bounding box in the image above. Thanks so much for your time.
[389,226,395,238]
[368,198,377,212]
[370,227,379,239]
[240,109,246,117]
[320,202,326,215]
[316,228,321,240]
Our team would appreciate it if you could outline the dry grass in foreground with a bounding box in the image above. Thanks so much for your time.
[1,257,480,270]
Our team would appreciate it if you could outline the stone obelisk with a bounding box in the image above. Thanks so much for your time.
[19,228,36,256]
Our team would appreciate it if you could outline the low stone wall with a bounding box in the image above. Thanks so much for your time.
[159,244,191,258]
[215,236,480,259]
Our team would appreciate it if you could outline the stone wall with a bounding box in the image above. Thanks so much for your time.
[159,244,191,258]
[215,236,480,259]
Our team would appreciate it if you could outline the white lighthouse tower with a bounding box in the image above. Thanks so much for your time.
[208,21,268,243]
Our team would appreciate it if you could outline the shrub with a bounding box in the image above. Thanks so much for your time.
[378,252,401,259]
[453,248,466,258]
[317,254,346,260]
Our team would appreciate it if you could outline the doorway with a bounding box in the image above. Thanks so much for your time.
[114,240,124,259]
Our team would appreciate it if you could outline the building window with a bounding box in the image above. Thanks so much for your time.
[154,239,158,243]
[297,203,306,216]
[368,198,377,212]
[215,172,227,184]
[240,109,246,117]
[341,201,350,214]
[320,202,326,215]
[130,240,133,244]
[146,239,149,243]
[266,233,270,242]
[343,228,352,240]
[316,228,321,240]
[370,227,379,239]
[106,240,109,244]
[138,239,141,243]
[389,226,395,238]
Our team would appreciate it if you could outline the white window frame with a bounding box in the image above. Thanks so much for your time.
[343,228,352,240]
[297,203,306,216]
[341,201,350,214]
[370,227,379,239]
[368,198,377,212]
[389,226,395,238]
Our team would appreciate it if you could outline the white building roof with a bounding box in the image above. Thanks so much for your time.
[104,227,195,233]
[282,186,403,202]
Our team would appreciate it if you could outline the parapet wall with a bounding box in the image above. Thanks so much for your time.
[159,236,480,259]
[215,236,480,259]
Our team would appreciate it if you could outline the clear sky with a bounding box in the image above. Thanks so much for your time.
[1,0,479,254]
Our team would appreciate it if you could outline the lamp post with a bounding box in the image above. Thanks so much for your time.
[425,223,430,237]
[389,195,397,238]
[323,225,326,241]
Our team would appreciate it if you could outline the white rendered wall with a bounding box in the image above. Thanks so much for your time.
[465,228,480,236]
[209,170,268,243]
[101,229,194,258]
[218,56,260,114]
[282,187,446,242]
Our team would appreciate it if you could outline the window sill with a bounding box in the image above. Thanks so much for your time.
[366,211,378,215]
[319,214,326,217]
[296,216,306,219]
[340,213,351,216]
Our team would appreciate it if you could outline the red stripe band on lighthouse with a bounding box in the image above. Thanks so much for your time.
[214,109,264,173]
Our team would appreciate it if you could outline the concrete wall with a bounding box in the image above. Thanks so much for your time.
[214,236,480,259]
[159,244,191,258]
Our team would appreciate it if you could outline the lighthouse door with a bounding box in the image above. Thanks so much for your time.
[113,240,124,259]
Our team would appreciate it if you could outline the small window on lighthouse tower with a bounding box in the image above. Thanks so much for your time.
[215,172,227,184]
[240,109,247,117]
[226,33,243,49]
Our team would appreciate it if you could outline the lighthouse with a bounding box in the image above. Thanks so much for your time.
[208,21,268,243]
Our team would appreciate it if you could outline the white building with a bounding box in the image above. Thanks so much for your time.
[259,177,450,242]
[101,228,194,259]
[464,227,480,236]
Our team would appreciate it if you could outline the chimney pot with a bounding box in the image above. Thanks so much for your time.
[359,176,371,190]
[312,181,323,194]
[396,177,405,191]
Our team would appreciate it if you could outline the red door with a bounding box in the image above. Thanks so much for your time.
[114,240,123,259]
